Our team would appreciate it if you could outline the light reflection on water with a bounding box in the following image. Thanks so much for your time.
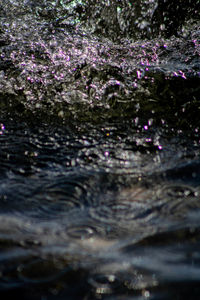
[0,119,200,299]
[0,0,200,299]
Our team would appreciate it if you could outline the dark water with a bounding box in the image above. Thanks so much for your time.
[0,1,200,299]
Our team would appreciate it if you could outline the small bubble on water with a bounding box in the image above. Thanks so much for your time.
[67,226,94,239]
[142,289,150,298]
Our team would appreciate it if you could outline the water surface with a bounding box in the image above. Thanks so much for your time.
[0,1,200,299]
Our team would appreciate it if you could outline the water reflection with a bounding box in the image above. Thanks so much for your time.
[0,0,200,299]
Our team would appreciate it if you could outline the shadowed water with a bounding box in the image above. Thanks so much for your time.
[0,1,200,299]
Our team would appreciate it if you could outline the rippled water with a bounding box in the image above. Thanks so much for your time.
[0,1,200,299]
